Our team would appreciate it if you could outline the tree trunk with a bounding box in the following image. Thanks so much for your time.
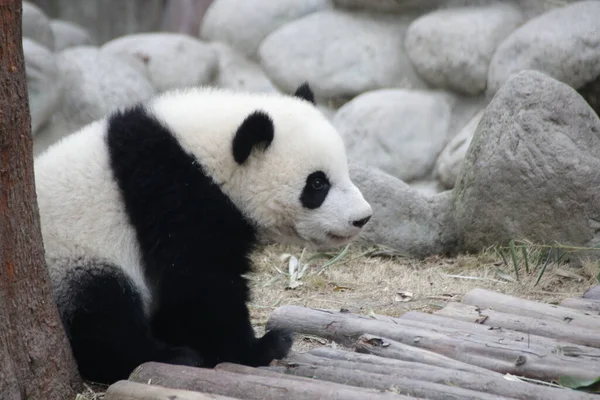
[0,2,81,399]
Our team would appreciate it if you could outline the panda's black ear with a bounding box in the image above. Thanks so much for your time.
[232,111,274,164]
[293,82,315,105]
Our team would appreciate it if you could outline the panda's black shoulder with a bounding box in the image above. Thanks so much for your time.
[105,104,257,286]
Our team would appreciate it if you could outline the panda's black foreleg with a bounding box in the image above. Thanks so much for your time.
[150,272,292,367]
[56,264,203,384]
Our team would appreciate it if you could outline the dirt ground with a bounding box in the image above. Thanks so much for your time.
[247,242,600,353]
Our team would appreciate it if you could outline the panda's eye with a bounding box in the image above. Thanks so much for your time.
[311,179,324,190]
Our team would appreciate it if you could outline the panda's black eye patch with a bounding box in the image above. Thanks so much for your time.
[301,171,330,209]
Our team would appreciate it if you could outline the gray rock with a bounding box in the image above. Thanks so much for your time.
[334,89,453,182]
[583,286,600,300]
[351,164,456,258]
[435,110,484,189]
[22,2,54,50]
[259,10,426,100]
[333,0,440,12]
[405,4,523,95]
[50,19,94,51]
[44,47,155,145]
[200,0,331,59]
[487,1,600,95]
[209,42,278,93]
[23,38,62,135]
[29,0,164,44]
[102,33,217,92]
[453,70,600,253]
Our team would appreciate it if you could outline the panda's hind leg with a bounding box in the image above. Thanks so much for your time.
[53,260,202,384]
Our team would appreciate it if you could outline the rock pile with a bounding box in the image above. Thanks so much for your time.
[24,0,600,256]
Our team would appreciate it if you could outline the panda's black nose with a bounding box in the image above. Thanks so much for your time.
[352,216,371,228]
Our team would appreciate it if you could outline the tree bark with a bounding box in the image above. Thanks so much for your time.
[0,2,81,399]
[559,298,600,314]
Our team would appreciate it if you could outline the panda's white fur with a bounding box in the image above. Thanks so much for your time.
[34,84,372,384]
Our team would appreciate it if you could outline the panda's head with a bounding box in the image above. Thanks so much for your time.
[152,83,372,250]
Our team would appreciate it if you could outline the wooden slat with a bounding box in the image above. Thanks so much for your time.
[434,302,600,349]
[104,380,239,400]
[277,351,597,400]
[267,305,600,381]
[129,362,410,400]
[462,289,600,329]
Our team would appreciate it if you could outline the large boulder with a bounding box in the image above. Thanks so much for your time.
[334,89,454,182]
[34,47,156,154]
[259,10,426,100]
[351,164,456,258]
[102,33,217,92]
[200,0,331,59]
[23,38,62,135]
[435,110,484,189]
[453,70,600,252]
[22,2,54,50]
[28,0,164,44]
[405,3,523,95]
[50,19,94,51]
[487,1,600,95]
[209,42,278,93]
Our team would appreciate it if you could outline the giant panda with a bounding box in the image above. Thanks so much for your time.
[34,83,372,384]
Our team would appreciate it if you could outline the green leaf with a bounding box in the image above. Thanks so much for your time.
[509,240,519,281]
[558,375,600,392]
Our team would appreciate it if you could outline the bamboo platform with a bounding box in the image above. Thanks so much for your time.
[104,288,600,399]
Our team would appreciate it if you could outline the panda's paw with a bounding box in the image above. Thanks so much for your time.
[254,328,293,365]
[158,346,204,367]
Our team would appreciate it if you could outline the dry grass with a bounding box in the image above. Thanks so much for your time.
[75,242,600,398]
[247,242,600,353]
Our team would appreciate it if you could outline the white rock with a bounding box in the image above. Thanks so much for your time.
[102,33,217,92]
[50,19,94,51]
[334,89,453,182]
[23,38,62,135]
[201,0,331,59]
[488,1,600,95]
[209,42,278,93]
[22,2,54,50]
[435,110,484,189]
[405,4,523,95]
[51,47,155,139]
[259,10,426,100]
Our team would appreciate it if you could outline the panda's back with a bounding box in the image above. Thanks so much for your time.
[34,119,150,305]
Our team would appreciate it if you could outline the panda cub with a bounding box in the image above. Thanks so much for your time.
[34,83,372,384]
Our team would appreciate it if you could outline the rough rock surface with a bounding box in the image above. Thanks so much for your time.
[583,286,600,300]
[23,38,62,135]
[351,164,456,258]
[405,4,523,95]
[22,1,54,50]
[334,89,453,182]
[435,110,484,189]
[259,10,425,100]
[453,70,600,252]
[50,19,94,51]
[201,0,331,59]
[102,33,217,92]
[487,1,600,95]
[210,42,278,93]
